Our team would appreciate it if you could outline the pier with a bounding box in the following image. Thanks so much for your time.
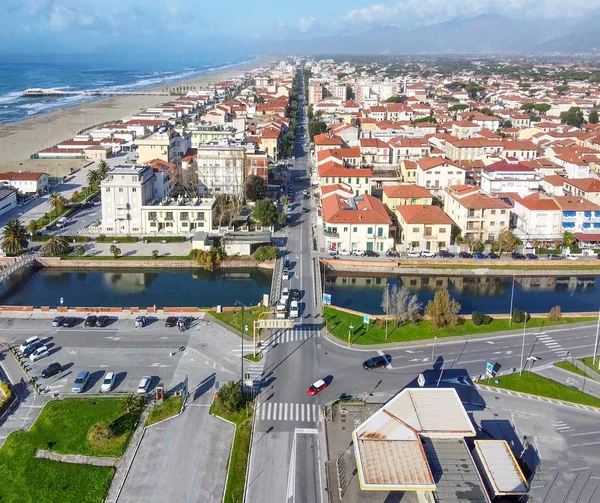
[22,88,171,98]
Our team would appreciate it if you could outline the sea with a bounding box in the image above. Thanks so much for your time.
[0,56,256,125]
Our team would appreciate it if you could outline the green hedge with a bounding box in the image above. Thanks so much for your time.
[95,236,138,243]
[252,245,278,262]
[142,236,187,243]
[0,382,14,417]
[31,235,91,243]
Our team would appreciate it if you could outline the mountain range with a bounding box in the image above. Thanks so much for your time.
[261,14,600,55]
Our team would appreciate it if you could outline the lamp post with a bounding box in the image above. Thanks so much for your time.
[234,300,251,388]
[385,282,389,341]
[594,308,600,366]
[509,274,515,327]
[520,312,528,376]
[348,325,354,348]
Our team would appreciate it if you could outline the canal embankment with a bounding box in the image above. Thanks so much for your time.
[36,257,275,270]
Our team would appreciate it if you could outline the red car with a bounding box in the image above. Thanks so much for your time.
[307,379,327,396]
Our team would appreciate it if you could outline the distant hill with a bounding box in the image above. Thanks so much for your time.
[262,14,599,55]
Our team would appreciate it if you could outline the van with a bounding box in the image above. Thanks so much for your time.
[19,336,40,353]
[56,217,68,228]
[290,300,299,319]
[276,304,287,319]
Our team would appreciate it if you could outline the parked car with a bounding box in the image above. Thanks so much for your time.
[327,248,338,256]
[339,249,352,256]
[565,254,578,261]
[29,346,49,362]
[420,250,436,258]
[306,379,327,396]
[282,268,290,280]
[406,250,420,258]
[41,362,62,379]
[352,250,365,257]
[386,250,400,258]
[165,316,177,327]
[474,252,487,260]
[526,253,538,260]
[100,372,116,393]
[72,370,90,393]
[364,250,380,258]
[63,316,77,327]
[177,316,192,330]
[362,355,389,370]
[96,315,109,327]
[511,252,526,260]
[302,207,310,213]
[290,288,301,301]
[137,376,152,394]
[458,251,473,259]
[548,254,564,260]
[438,250,454,258]
[135,316,147,328]
[19,336,40,353]
[280,287,290,304]
[23,341,44,358]
[52,316,65,327]
[487,252,500,260]
[84,315,97,327]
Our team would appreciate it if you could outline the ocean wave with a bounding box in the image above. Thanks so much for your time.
[0,91,23,105]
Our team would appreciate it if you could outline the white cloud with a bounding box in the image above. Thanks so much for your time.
[298,16,317,33]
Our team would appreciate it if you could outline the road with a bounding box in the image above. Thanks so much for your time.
[246,70,327,503]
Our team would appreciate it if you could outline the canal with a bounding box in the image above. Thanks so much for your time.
[325,273,600,315]
[0,268,273,308]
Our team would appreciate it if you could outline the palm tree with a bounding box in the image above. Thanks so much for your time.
[75,245,85,257]
[110,245,121,258]
[120,393,142,413]
[87,169,101,188]
[41,236,70,257]
[2,219,28,256]
[48,193,67,217]
[152,249,159,260]
[27,220,37,234]
[98,161,109,180]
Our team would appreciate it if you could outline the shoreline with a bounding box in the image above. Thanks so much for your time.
[0,55,271,170]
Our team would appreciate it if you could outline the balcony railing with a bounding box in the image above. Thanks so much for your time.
[324,230,339,238]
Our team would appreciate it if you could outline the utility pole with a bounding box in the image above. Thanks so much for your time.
[385,282,389,341]
[520,313,528,376]
[594,308,600,366]
[509,274,515,326]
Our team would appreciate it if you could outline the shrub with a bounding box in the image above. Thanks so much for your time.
[548,305,562,322]
[512,308,530,324]
[472,311,483,326]
[216,381,245,413]
[252,245,279,262]
[88,421,112,444]
[424,289,461,329]
[143,236,187,243]
[96,235,138,243]
[0,381,14,416]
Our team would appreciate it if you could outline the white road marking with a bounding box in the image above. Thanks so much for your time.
[571,430,600,437]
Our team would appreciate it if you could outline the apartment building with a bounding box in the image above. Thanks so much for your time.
[563,178,600,205]
[443,185,511,242]
[512,194,562,242]
[195,145,246,196]
[389,138,431,163]
[395,205,454,252]
[554,196,600,234]
[359,138,391,164]
[141,198,216,235]
[444,138,503,161]
[382,184,433,209]
[415,158,466,197]
[0,172,49,196]
[451,121,481,139]
[137,129,191,164]
[318,162,372,196]
[322,193,393,253]
[480,160,540,197]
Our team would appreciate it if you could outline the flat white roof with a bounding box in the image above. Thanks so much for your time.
[474,440,529,496]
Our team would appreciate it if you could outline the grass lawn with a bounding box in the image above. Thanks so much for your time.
[211,305,267,335]
[210,399,253,503]
[145,396,182,426]
[60,254,192,261]
[0,398,142,503]
[554,361,589,378]
[579,357,600,376]
[483,371,600,408]
[324,307,595,345]
[244,353,262,363]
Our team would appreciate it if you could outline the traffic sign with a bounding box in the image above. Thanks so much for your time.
[322,293,332,305]
[418,373,425,387]
[60,297,64,306]
[363,315,370,325]
[486,361,495,378]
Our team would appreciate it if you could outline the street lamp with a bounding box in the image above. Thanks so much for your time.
[234,300,252,388]
[348,325,354,348]
[385,282,389,341]
[519,312,528,376]
[508,274,515,327]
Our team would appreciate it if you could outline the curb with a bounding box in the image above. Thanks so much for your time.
[474,383,600,413]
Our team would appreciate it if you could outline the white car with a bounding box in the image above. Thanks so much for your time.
[100,372,115,393]
[565,254,578,261]
[280,287,290,304]
[420,250,436,258]
[407,250,420,258]
[328,248,338,256]
[20,336,40,353]
[282,268,290,280]
[290,300,299,319]
[339,249,352,256]
[29,346,49,362]
[137,376,152,394]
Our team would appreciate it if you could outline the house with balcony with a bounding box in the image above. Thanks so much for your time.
[137,129,191,165]
[415,158,466,198]
[451,121,481,139]
[395,205,454,252]
[512,193,562,243]
[141,197,216,235]
[382,184,433,209]
[554,196,600,243]
[359,138,391,165]
[389,137,431,163]
[443,185,511,243]
[313,133,345,157]
[321,193,393,253]
[444,138,504,162]
[563,178,600,205]
[480,159,540,197]
[318,162,372,196]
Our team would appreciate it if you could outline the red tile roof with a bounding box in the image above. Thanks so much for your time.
[314,133,344,146]
[382,185,433,199]
[417,157,463,171]
[483,160,534,173]
[396,205,454,225]
[322,193,391,224]
[564,178,600,193]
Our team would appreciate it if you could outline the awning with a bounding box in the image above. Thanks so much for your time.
[574,232,600,243]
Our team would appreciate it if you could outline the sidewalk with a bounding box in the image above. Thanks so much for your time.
[321,320,597,352]
[537,365,600,399]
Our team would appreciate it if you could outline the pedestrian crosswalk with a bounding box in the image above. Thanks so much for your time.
[537,333,568,357]
[257,401,321,423]
[555,420,571,433]
[273,327,321,344]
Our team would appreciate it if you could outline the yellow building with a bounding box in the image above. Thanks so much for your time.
[382,184,433,209]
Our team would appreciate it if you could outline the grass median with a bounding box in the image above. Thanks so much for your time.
[324,306,595,345]
[483,371,600,408]
[210,397,253,503]
[554,361,589,378]
[210,305,267,335]
[145,396,182,426]
[579,357,600,375]
[0,398,141,502]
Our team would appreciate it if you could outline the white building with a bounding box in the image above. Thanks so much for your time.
[480,159,540,197]
[513,194,562,242]
[0,188,17,216]
[195,145,246,196]
[0,172,49,196]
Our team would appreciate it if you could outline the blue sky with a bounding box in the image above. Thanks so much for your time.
[2,0,600,57]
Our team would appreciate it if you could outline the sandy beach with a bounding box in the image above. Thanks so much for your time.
[0,58,268,172]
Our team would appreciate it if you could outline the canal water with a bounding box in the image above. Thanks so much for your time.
[325,273,600,315]
[0,268,272,308]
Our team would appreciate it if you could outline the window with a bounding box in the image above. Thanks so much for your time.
[132,187,137,193]
[119,188,123,193]
[150,222,156,227]
[365,178,368,183]
[491,209,496,215]
[105,188,111,192]
[500,210,506,215]
[353,227,357,233]
[367,227,373,235]
[149,211,157,220]
[440,228,446,233]
[338,177,342,183]
[356,178,359,184]
[343,227,348,232]
[348,177,351,183]
[378,227,383,237]
[197,212,205,221]
[490,221,495,226]
[181,212,189,220]
[413,227,419,233]
[166,212,174,220]
[182,222,188,227]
